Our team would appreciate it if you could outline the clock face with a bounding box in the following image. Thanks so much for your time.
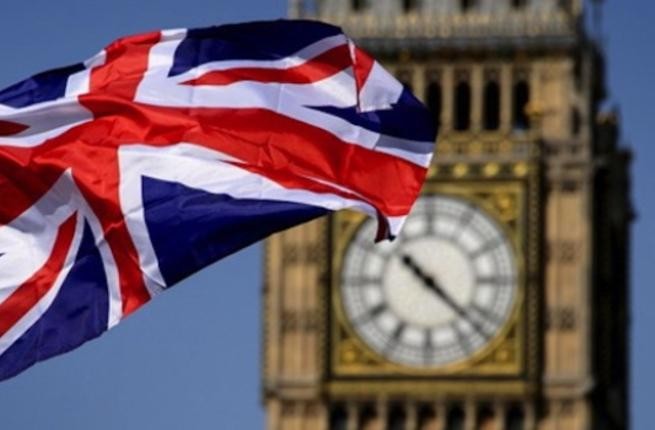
[339,194,518,368]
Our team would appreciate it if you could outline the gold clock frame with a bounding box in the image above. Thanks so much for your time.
[327,156,542,397]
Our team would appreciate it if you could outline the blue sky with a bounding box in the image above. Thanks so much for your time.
[0,1,652,429]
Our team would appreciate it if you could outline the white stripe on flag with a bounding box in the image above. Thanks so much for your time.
[0,213,84,357]
[119,143,380,289]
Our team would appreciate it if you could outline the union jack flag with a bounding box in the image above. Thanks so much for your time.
[0,20,435,380]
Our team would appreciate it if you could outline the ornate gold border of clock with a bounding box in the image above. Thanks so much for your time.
[327,149,542,397]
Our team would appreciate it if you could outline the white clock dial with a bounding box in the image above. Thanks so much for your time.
[340,194,518,368]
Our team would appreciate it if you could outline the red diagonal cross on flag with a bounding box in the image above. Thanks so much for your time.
[0,29,428,319]
[0,20,436,382]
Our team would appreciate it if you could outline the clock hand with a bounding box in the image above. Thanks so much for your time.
[401,254,461,311]
[401,254,491,340]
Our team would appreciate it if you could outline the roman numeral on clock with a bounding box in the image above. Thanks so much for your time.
[451,322,473,355]
[354,302,387,325]
[343,276,382,287]
[450,204,476,241]
[422,328,434,364]
[383,322,407,355]
[476,275,513,286]
[470,304,503,326]
[470,238,503,259]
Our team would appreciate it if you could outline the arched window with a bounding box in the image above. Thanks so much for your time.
[401,80,413,93]
[329,404,348,430]
[512,80,530,130]
[402,0,418,13]
[483,80,501,130]
[571,108,581,136]
[417,404,437,428]
[505,405,525,430]
[397,70,413,93]
[476,405,495,430]
[512,0,528,9]
[455,81,471,131]
[352,0,366,12]
[446,405,465,430]
[461,0,475,12]
[387,404,406,430]
[358,404,377,429]
[426,81,442,129]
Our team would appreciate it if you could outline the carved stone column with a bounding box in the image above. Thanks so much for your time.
[471,64,483,132]
[406,401,417,430]
[493,401,506,430]
[434,402,447,430]
[464,399,476,430]
[524,402,536,430]
[500,63,512,133]
[441,66,454,133]
[266,399,281,430]
[375,399,387,430]
[347,403,358,430]
[313,403,328,430]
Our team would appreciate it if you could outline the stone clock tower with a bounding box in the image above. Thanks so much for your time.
[263,1,632,429]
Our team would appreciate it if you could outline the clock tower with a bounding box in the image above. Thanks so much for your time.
[263,1,632,429]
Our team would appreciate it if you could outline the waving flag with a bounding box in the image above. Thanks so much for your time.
[0,20,435,381]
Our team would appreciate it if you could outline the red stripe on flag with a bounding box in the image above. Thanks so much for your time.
[353,46,375,107]
[182,108,426,216]
[79,97,427,216]
[0,214,77,338]
[182,45,352,86]
[0,120,28,137]
[177,107,427,216]
[73,150,153,316]
[353,46,375,101]
[89,31,161,99]
[82,31,162,315]
[0,152,64,226]
[0,125,153,317]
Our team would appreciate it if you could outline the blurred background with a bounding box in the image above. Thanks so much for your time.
[0,0,651,429]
